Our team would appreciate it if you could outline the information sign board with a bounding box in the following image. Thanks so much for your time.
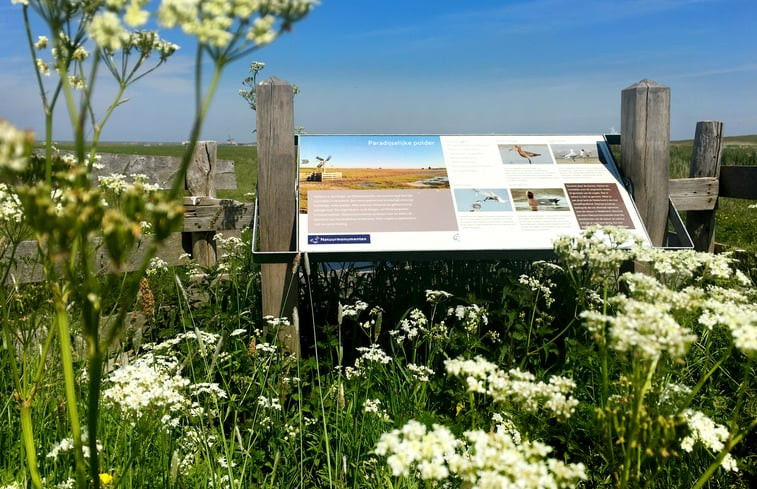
[297,135,650,256]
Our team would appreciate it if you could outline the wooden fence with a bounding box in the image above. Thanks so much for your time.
[620,80,757,252]
[5,141,255,284]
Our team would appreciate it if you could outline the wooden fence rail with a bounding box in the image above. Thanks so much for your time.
[4,142,255,284]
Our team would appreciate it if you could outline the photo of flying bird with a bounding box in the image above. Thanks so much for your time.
[473,189,507,203]
[513,145,541,164]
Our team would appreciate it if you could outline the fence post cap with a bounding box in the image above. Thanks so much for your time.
[258,76,291,86]
[625,78,668,90]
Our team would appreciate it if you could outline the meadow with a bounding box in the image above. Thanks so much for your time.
[4,138,754,488]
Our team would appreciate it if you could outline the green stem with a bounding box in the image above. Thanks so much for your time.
[53,285,88,489]
[20,402,44,489]
[620,355,659,488]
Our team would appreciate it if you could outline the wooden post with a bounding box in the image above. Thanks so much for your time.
[620,79,670,246]
[686,121,723,252]
[256,77,300,355]
[186,141,218,267]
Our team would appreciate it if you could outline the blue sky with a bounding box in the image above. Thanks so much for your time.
[299,135,444,168]
[1,0,756,143]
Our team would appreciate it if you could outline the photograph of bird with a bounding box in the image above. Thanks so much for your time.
[473,189,507,203]
[513,145,541,164]
[563,149,578,160]
[539,197,561,207]
[579,148,589,158]
[527,190,539,211]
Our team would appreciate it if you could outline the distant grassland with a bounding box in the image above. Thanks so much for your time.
[51,139,757,252]
[298,167,449,212]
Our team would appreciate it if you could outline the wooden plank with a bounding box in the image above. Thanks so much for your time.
[256,77,300,355]
[719,165,757,200]
[620,79,670,246]
[183,202,255,232]
[38,148,236,190]
[669,177,719,211]
[186,141,217,197]
[4,233,187,285]
[685,121,723,252]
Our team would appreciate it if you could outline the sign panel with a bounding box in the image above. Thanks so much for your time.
[297,135,650,254]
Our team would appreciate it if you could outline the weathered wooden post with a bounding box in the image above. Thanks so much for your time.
[186,140,218,267]
[620,79,670,246]
[256,77,300,355]
[685,121,723,252]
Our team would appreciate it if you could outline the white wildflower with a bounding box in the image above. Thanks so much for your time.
[34,35,48,50]
[425,289,452,303]
[407,363,434,382]
[0,119,33,172]
[88,11,130,52]
[680,409,738,472]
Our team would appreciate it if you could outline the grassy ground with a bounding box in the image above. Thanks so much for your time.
[671,138,757,252]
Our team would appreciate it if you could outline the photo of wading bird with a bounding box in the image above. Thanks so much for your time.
[513,144,541,164]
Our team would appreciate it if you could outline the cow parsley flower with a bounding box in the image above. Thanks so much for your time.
[376,420,586,487]
[0,183,24,223]
[0,119,33,172]
[447,304,487,333]
[425,289,452,303]
[407,363,434,382]
[88,11,130,52]
[680,409,738,471]
[445,356,579,419]
[102,353,191,423]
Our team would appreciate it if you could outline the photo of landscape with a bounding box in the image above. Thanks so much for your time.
[298,135,449,213]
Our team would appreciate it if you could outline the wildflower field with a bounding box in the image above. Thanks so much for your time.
[2,1,757,488]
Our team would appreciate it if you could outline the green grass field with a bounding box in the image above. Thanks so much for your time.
[53,139,757,252]
[671,137,757,252]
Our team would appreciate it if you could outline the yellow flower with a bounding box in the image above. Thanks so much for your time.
[99,473,114,485]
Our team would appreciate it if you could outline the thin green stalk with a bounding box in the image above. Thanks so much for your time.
[620,355,658,488]
[53,285,88,489]
[19,401,44,489]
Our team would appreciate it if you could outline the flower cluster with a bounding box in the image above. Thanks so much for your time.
[157,0,317,50]
[102,353,194,425]
[445,356,579,419]
[390,308,428,344]
[0,183,24,224]
[680,409,738,471]
[339,300,368,320]
[46,431,102,460]
[0,119,33,173]
[407,363,434,382]
[363,398,390,420]
[636,247,750,288]
[425,289,452,304]
[553,225,643,283]
[375,419,586,487]
[583,297,696,361]
[375,420,460,479]
[447,304,488,333]
[519,272,556,308]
